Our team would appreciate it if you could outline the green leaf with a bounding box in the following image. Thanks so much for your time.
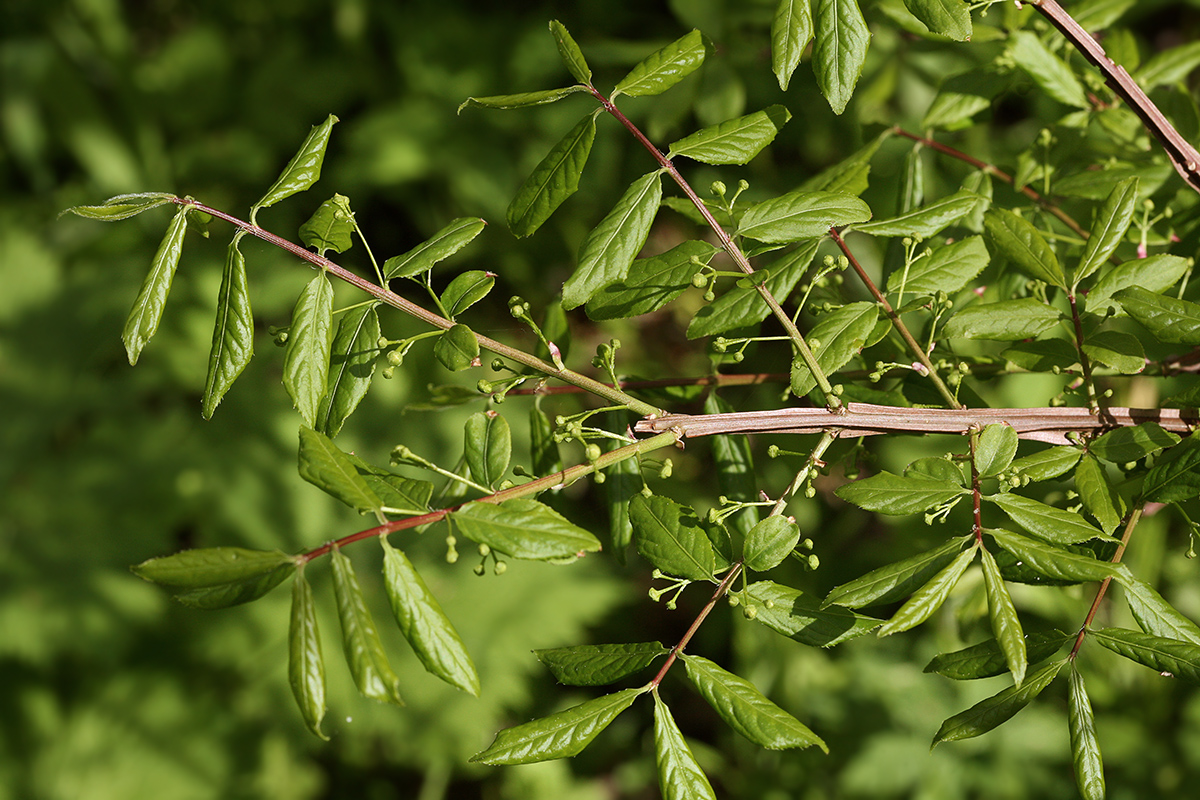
[434,323,480,372]
[706,392,760,544]
[653,693,717,800]
[790,301,879,396]
[667,106,792,165]
[282,274,334,427]
[925,631,1071,680]
[612,30,711,98]
[983,208,1065,288]
[381,540,480,696]
[441,270,495,319]
[812,0,870,115]
[1074,178,1138,286]
[298,193,355,256]
[472,687,646,765]
[549,20,591,84]
[1135,40,1200,89]
[530,402,563,479]
[922,68,1009,129]
[534,642,669,686]
[772,0,814,90]
[1010,31,1088,108]
[1090,627,1200,682]
[737,189,871,243]
[464,411,511,489]
[1074,454,1124,535]
[318,304,380,437]
[132,547,295,609]
[1010,446,1082,482]
[986,492,1108,545]
[988,528,1126,584]
[563,170,663,310]
[452,498,603,562]
[903,0,971,41]
[1001,338,1079,372]
[64,191,177,221]
[1089,423,1179,465]
[458,86,589,113]
[347,455,433,514]
[1074,0,1136,29]
[202,233,254,419]
[288,568,328,740]
[1081,330,1146,375]
[586,241,717,321]
[1123,577,1200,645]
[742,516,802,573]
[941,298,1063,341]
[931,658,1067,746]
[384,217,487,279]
[853,189,982,238]
[886,236,990,297]
[824,536,970,609]
[330,547,404,705]
[878,544,978,636]
[975,424,1019,479]
[507,115,596,238]
[835,471,967,515]
[297,426,381,514]
[687,241,818,338]
[800,132,886,194]
[681,654,827,751]
[1114,286,1200,345]
[123,206,189,365]
[629,494,717,582]
[1142,433,1200,503]
[603,443,641,564]
[980,547,1027,686]
[1068,666,1106,800]
[251,115,338,222]
[747,580,882,647]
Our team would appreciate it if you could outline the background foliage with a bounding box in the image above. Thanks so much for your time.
[7,0,1200,797]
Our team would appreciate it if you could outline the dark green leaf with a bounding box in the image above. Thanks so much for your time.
[772,0,814,90]
[252,115,338,221]
[472,687,646,765]
[298,193,355,256]
[457,86,587,112]
[563,170,663,310]
[737,190,871,243]
[747,580,882,647]
[878,544,978,636]
[667,106,792,165]
[330,547,404,705]
[1081,330,1146,374]
[941,298,1063,341]
[790,301,879,396]
[1089,423,1179,464]
[925,631,1071,680]
[452,498,602,562]
[903,0,971,40]
[1134,39,1200,89]
[681,654,827,751]
[464,411,511,489]
[988,528,1127,584]
[381,540,480,695]
[983,208,1065,287]
[289,568,328,740]
[812,0,870,115]
[980,547,1027,686]
[707,392,760,544]
[1074,178,1138,286]
[1055,163,1172,200]
[534,642,669,686]
[853,189,983,238]
[434,323,480,372]
[906,457,966,485]
[1001,339,1079,372]
[743,516,802,573]
[1142,433,1200,503]
[530,402,563,478]
[132,547,294,609]
[653,693,717,800]
[986,492,1108,545]
[1010,446,1082,482]
[1068,665,1106,800]
[202,233,254,419]
[297,425,382,513]
[63,191,176,221]
[835,470,967,515]
[1090,627,1200,682]
[922,68,1009,129]
[1074,0,1136,29]
[1114,286,1200,345]
[613,30,710,98]
[123,206,189,365]
[318,304,380,437]
[601,420,641,563]
[1123,577,1200,645]
[824,536,970,609]
[886,236,989,297]
[629,494,717,582]
[1011,31,1088,108]
[931,658,1067,746]
[384,217,487,279]
[586,241,716,321]
[282,274,334,427]
[347,455,433,514]
[799,132,886,194]
[549,20,591,84]
[1074,454,1124,535]
[687,241,818,338]
[507,115,596,238]
[441,270,495,318]
[975,424,1019,479]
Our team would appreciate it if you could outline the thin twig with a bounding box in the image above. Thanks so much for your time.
[1070,505,1143,660]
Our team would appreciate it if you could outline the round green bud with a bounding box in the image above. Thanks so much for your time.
[493,561,507,575]
[376,337,390,349]
[691,272,708,288]
[382,366,395,379]
[767,444,781,458]
[742,604,758,620]
[387,349,404,366]
[478,543,491,557]
[711,180,727,196]
[585,443,602,462]
[476,380,493,393]
[473,563,486,576]
[491,359,506,371]
[807,554,820,570]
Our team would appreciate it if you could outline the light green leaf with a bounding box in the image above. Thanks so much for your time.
[434,323,480,372]
[799,132,886,194]
[297,426,382,513]
[288,568,328,740]
[980,547,1027,686]
[1141,432,1200,503]
[1090,627,1200,682]
[903,0,971,41]
[1068,666,1106,800]
[331,547,404,705]
[507,115,596,238]
[298,193,355,256]
[975,424,1019,479]
[1009,446,1082,482]
[629,494,717,582]
[381,540,480,695]
[613,30,711,98]
[668,106,792,165]
[853,189,983,238]
[318,304,380,437]
[987,492,1108,545]
[988,528,1127,584]
[812,0,870,115]
[123,206,189,365]
[132,547,294,609]
[1135,40,1200,89]
[252,115,338,222]
[925,631,1071,680]
[457,86,588,113]
[687,240,818,338]
[681,654,827,751]
[563,170,663,309]
[824,536,970,609]
[64,191,176,221]
[772,0,814,90]
[586,240,716,321]
[384,217,487,279]
[1114,286,1200,345]
[441,270,495,318]
[550,20,591,84]
[282,273,334,427]
[1074,177,1138,286]
[737,189,871,243]
[790,301,878,396]
[931,658,1067,746]
[534,642,669,686]
[983,208,1065,287]
[1091,423,1180,465]
[878,544,978,636]
[202,233,254,419]
[941,298,1063,341]
[464,411,511,489]
[653,693,717,800]
[835,471,967,515]
[472,687,646,765]
[1010,32,1088,108]
[1055,163,1172,201]
[1075,454,1124,535]
[452,498,602,562]
[1074,0,1136,30]
[347,455,433,514]
[743,516,803,573]
[747,580,882,647]
[923,68,1009,129]
[1123,577,1200,645]
[1081,330,1146,375]
[887,236,990,297]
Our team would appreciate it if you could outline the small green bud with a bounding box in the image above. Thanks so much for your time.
[593,471,606,484]
[807,554,820,570]
[767,444,781,458]
[742,604,758,620]
[473,563,486,576]
[382,366,395,379]
[376,336,390,349]
[584,443,602,461]
[387,349,404,366]
[493,561,507,575]
[691,272,708,288]
[659,459,673,479]
[491,358,506,371]
[476,380,493,393]
[478,543,491,557]
[711,180,727,197]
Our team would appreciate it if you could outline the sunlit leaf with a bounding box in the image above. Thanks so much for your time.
[975,424,1019,479]
[629,494,717,582]
[903,0,971,40]
[1123,577,1200,645]
[925,631,1071,680]
[282,273,334,427]
[297,426,382,513]
[441,270,495,318]
[1089,423,1179,465]
[1011,31,1088,108]
[458,86,589,113]
[742,516,802,573]
[252,115,338,222]
[1090,627,1200,682]
[932,658,1067,746]
[667,106,792,165]
[1074,454,1125,535]
[463,411,511,489]
[434,323,480,372]
[886,236,990,297]
[986,492,1108,545]
[812,0,870,115]
[941,298,1063,341]
[586,241,716,321]
[550,20,591,84]
[1141,432,1200,503]
[289,568,328,739]
[852,189,983,238]
[1074,177,1138,286]
[613,30,711,98]
[318,304,380,437]
[534,642,669,686]
[1068,665,1106,800]
[653,693,718,800]
[132,547,294,609]
[737,189,871,243]
[452,498,602,562]
[878,544,978,636]
[980,547,1027,686]
[64,191,176,221]
[1114,286,1200,345]
[747,580,882,647]
[988,528,1127,585]
[835,471,967,515]
[331,547,404,705]
[1009,446,1082,482]
[772,0,814,90]
[983,208,1065,287]
[202,232,254,419]
[824,536,970,609]
[507,115,597,238]
[1081,330,1146,374]
[790,301,878,396]
[687,241,818,338]
[123,206,189,365]
[1134,39,1200,89]
[384,217,487,279]
[298,193,355,256]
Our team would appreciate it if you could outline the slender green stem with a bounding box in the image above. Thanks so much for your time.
[770,431,837,517]
[1068,292,1100,412]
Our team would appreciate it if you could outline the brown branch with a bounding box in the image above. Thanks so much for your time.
[1070,505,1143,660]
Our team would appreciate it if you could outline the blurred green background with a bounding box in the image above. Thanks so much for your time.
[5,0,1200,797]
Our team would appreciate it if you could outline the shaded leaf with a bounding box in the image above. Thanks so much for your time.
[318,304,380,437]
[707,392,760,545]
[1134,39,1200,89]
[790,301,879,396]
[983,208,1065,287]
[384,217,487,279]
[812,0,870,115]
[1123,577,1200,645]
[534,642,669,686]
[835,471,967,515]
[282,273,334,427]
[1074,454,1124,534]
[980,547,1027,686]
[586,240,716,321]
[988,528,1127,584]
[653,693,717,800]
[824,536,970,609]
[289,568,328,739]
[1141,432,1200,503]
[458,86,588,112]
[853,189,982,238]
[925,631,1071,680]
[687,240,818,338]
[668,106,792,165]
[878,544,978,636]
[132,547,294,609]
[1011,31,1088,108]
[434,323,480,372]
[931,658,1067,746]
[442,270,495,318]
[347,455,433,514]
[941,298,1063,341]
[298,193,355,256]
[1090,627,1200,682]
[1001,339,1079,372]
[123,206,189,365]
[298,426,382,513]
[464,411,511,489]
[530,402,563,479]
[202,233,254,419]
[1089,423,1179,465]
[63,191,176,221]
[747,580,882,647]
[613,30,710,98]
[1010,446,1082,482]
[629,494,717,581]
[737,189,871,243]
[903,0,971,41]
[772,0,814,90]
[252,115,338,220]
[1068,665,1106,800]
[452,498,602,562]
[986,492,1108,545]
[331,547,404,705]
[507,115,596,238]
